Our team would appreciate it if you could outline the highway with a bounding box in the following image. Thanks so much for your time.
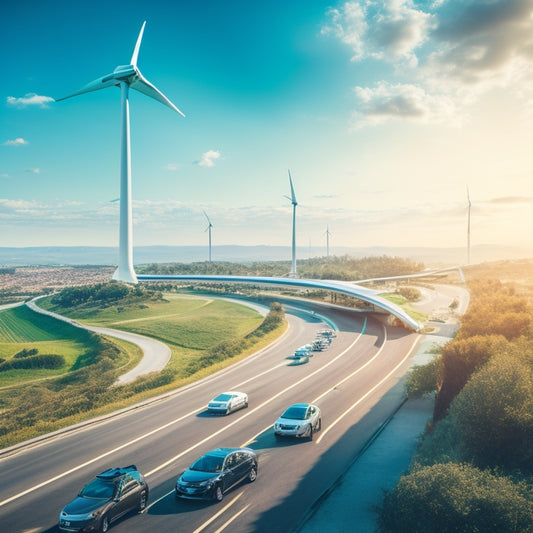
[0,302,419,533]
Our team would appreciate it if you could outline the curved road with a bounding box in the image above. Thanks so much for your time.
[0,299,420,533]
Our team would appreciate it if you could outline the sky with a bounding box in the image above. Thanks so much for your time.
[2,0,533,259]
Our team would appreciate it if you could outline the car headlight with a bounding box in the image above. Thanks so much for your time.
[199,479,215,488]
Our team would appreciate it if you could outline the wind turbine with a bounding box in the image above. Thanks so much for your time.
[55,22,185,283]
[285,170,298,277]
[324,225,332,258]
[203,211,213,263]
[467,186,471,265]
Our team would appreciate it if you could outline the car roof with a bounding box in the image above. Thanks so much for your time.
[217,391,243,396]
[288,403,311,409]
[96,465,138,480]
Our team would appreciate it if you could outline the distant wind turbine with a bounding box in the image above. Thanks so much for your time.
[324,225,332,258]
[55,21,185,283]
[467,186,471,265]
[203,211,213,263]
[284,170,298,277]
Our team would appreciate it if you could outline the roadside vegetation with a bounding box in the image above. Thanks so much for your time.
[378,277,533,532]
[0,282,285,448]
[138,254,424,281]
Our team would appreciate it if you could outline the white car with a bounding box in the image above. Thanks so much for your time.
[208,391,248,415]
[274,403,322,440]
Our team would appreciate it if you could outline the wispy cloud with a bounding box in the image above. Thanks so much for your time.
[165,163,180,171]
[7,93,54,108]
[26,168,40,174]
[323,0,533,127]
[3,137,29,146]
[197,150,221,167]
[484,196,533,205]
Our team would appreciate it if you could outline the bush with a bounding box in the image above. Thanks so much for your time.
[0,354,66,372]
[405,357,441,399]
[13,348,39,359]
[397,286,421,302]
[377,463,533,533]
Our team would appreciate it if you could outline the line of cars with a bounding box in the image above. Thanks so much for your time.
[290,327,337,363]
[59,390,323,532]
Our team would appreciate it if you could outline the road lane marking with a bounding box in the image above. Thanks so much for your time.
[0,406,203,509]
[312,323,387,404]
[316,334,421,444]
[192,491,244,533]
[214,503,251,533]
[240,323,369,446]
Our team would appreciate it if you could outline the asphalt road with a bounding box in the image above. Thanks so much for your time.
[0,302,419,533]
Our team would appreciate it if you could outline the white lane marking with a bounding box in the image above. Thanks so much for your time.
[231,361,288,389]
[214,503,251,533]
[316,334,421,444]
[312,324,387,404]
[144,488,175,511]
[191,491,244,533]
[240,329,367,447]
[0,406,203,509]
[147,328,366,475]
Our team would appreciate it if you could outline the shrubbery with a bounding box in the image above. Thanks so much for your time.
[0,353,65,372]
[378,277,533,531]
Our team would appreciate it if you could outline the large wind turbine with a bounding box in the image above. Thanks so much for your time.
[467,186,471,265]
[285,170,298,277]
[56,22,185,283]
[203,211,213,263]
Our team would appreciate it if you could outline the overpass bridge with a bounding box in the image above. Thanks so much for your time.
[136,274,421,331]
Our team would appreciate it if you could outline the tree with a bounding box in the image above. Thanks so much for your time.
[377,463,533,533]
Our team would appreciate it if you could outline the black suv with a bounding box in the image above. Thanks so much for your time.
[59,465,149,533]
[176,447,257,502]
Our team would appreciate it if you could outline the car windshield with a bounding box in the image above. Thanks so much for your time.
[281,406,308,420]
[79,478,116,499]
[190,454,225,473]
[213,393,232,402]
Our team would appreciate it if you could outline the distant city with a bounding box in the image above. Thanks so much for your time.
[0,244,530,268]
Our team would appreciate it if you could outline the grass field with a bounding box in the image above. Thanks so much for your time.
[0,305,134,387]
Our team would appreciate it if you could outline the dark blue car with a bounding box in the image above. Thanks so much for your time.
[176,447,257,502]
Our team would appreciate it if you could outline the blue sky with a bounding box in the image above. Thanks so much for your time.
[2,0,533,257]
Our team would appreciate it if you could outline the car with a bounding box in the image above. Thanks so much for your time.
[58,465,149,533]
[274,403,322,440]
[175,447,258,502]
[207,391,248,415]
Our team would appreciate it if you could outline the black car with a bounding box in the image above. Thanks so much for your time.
[59,465,149,533]
[176,447,257,502]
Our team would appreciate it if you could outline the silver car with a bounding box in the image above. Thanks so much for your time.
[274,403,322,440]
[207,391,248,415]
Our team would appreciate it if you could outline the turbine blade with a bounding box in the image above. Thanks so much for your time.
[288,169,297,205]
[55,74,118,102]
[130,72,185,116]
[131,21,146,67]
[203,210,212,226]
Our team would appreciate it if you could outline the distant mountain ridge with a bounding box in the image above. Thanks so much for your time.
[0,244,531,267]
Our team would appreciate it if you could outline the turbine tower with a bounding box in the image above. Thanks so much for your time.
[467,186,471,265]
[56,22,185,283]
[285,170,298,278]
[203,211,213,263]
[324,225,332,258]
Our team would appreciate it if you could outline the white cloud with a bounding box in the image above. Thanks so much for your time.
[324,0,533,126]
[165,163,180,171]
[27,168,40,174]
[198,150,221,167]
[6,93,54,108]
[3,137,29,146]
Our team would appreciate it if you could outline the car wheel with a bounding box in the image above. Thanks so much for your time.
[244,400,248,408]
[99,514,109,533]
[138,490,148,511]
[317,418,322,431]
[214,485,224,502]
[248,466,257,483]
[308,425,314,441]
[225,407,230,415]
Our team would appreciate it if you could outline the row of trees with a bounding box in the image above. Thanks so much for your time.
[378,279,533,531]
[51,282,163,309]
[138,255,425,281]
